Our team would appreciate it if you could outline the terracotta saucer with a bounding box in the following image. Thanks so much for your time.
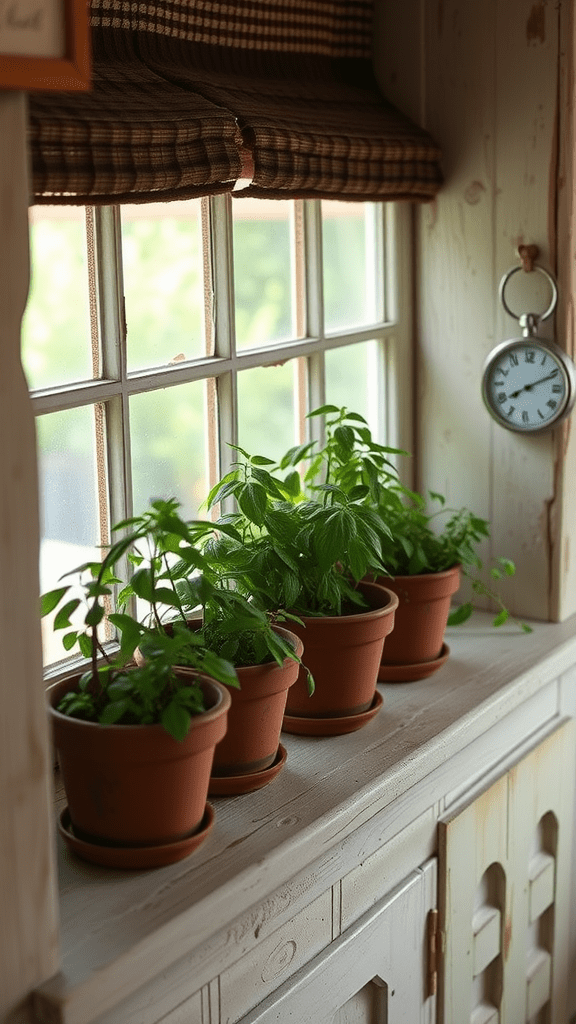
[378,642,450,683]
[209,744,288,797]
[58,803,215,869]
[282,690,383,737]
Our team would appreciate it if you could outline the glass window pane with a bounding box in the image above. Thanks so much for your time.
[233,199,294,350]
[325,341,381,438]
[237,362,296,463]
[37,406,102,666]
[322,201,382,333]
[130,380,208,519]
[23,208,92,391]
[122,201,204,372]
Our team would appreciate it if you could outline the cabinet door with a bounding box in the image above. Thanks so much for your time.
[439,719,576,1024]
[236,859,437,1024]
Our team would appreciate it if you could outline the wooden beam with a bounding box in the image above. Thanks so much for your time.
[0,91,59,1022]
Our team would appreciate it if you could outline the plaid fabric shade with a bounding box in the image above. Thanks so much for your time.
[29,0,443,205]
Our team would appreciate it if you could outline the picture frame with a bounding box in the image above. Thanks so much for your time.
[0,0,90,91]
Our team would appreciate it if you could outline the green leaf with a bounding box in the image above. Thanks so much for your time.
[307,404,339,417]
[493,609,509,627]
[250,455,276,466]
[40,586,68,617]
[237,482,268,525]
[62,631,79,651]
[99,699,130,725]
[53,598,81,631]
[78,634,93,658]
[521,622,533,633]
[429,491,446,505]
[85,603,104,627]
[161,701,191,742]
[447,602,473,626]
[129,567,155,602]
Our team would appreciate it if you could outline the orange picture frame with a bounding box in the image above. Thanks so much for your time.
[0,0,90,91]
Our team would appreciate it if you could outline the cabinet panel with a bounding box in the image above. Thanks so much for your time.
[440,719,576,1024]
[236,861,437,1024]
[219,890,332,1024]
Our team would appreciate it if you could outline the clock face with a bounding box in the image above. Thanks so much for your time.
[483,341,570,432]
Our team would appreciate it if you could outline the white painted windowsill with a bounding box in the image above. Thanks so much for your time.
[34,611,576,1024]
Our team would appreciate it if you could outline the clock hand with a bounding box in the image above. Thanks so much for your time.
[523,371,559,391]
[507,371,559,399]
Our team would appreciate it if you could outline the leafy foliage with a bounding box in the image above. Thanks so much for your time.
[42,499,308,735]
[271,405,532,633]
[205,438,391,618]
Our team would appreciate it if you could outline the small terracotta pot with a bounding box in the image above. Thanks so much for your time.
[48,670,230,846]
[283,580,398,721]
[211,626,303,777]
[375,564,462,666]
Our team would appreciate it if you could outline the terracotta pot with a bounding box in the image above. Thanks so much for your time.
[211,626,303,777]
[48,670,230,846]
[375,564,462,666]
[283,580,398,721]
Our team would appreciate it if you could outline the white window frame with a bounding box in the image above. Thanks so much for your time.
[30,194,414,683]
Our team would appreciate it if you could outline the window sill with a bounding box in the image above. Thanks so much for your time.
[35,611,576,1024]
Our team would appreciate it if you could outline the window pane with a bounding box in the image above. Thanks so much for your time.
[23,208,92,391]
[122,201,204,372]
[233,199,294,350]
[325,341,381,437]
[237,362,296,463]
[322,201,382,333]
[37,406,101,666]
[130,380,208,519]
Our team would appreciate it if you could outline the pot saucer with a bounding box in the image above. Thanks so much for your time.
[282,690,383,737]
[209,744,287,797]
[58,803,215,869]
[378,642,450,683]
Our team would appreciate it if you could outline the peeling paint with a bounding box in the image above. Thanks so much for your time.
[526,2,546,45]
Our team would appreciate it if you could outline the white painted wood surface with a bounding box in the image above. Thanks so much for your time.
[379,0,570,622]
[0,91,59,1024]
[440,720,575,1023]
[31,613,576,1024]
[234,863,437,1024]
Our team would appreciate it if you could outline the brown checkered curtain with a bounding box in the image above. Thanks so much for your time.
[29,0,443,205]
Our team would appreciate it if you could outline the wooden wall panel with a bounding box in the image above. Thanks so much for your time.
[0,93,59,1022]
[411,0,562,620]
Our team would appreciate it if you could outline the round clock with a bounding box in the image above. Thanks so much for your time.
[482,261,576,433]
[482,332,576,433]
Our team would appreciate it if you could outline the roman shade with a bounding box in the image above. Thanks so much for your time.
[29,0,443,205]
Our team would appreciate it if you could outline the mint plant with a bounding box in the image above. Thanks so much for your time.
[205,443,389,618]
[272,405,531,632]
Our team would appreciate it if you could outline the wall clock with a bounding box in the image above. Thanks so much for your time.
[481,257,576,433]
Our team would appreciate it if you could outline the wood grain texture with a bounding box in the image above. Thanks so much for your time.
[410,0,563,620]
[553,0,576,621]
[32,612,576,1024]
[0,91,59,1024]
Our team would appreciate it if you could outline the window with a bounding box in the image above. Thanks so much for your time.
[23,196,412,672]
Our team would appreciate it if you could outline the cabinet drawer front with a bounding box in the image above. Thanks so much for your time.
[220,890,332,1023]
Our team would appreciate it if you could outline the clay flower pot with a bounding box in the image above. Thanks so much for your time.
[211,626,303,778]
[375,564,462,674]
[282,580,398,732]
[49,670,230,847]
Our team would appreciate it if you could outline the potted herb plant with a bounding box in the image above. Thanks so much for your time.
[205,447,399,736]
[42,523,235,868]
[280,405,531,683]
[112,499,305,793]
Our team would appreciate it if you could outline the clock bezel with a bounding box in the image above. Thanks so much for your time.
[481,335,576,433]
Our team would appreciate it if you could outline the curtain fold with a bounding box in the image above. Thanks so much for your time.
[29,0,443,206]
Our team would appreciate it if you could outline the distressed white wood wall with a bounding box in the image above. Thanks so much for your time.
[375,0,575,622]
[0,92,59,1023]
